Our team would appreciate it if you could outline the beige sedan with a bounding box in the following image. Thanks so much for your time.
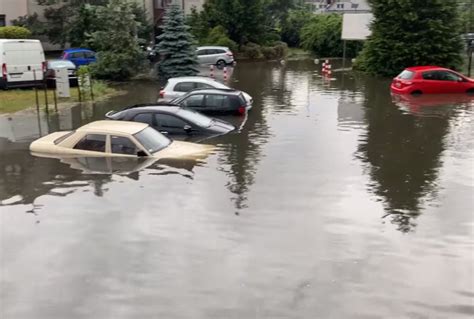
[30,120,214,159]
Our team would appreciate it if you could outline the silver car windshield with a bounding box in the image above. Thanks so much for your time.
[134,127,171,154]
[177,109,213,127]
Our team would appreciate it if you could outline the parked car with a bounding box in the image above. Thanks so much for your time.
[170,88,251,115]
[196,46,234,66]
[61,48,96,67]
[391,66,474,95]
[0,39,46,89]
[29,120,214,160]
[105,105,235,139]
[158,76,253,106]
[45,60,78,88]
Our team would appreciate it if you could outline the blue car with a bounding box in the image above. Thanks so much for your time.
[61,48,96,67]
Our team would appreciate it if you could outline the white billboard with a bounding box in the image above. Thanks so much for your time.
[342,13,373,40]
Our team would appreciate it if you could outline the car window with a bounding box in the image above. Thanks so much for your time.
[422,71,438,81]
[174,82,196,92]
[84,51,95,59]
[205,94,228,107]
[177,109,212,127]
[182,94,205,107]
[74,134,106,152]
[134,127,171,154]
[196,82,214,89]
[70,52,85,59]
[133,113,154,125]
[110,135,138,155]
[156,114,187,128]
[216,49,226,54]
[438,71,462,81]
[197,49,207,56]
[397,70,414,80]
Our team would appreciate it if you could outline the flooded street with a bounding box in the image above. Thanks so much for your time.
[1,60,473,318]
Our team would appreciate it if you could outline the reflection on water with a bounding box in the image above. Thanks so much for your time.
[1,60,473,319]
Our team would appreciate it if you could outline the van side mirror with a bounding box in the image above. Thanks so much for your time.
[137,150,147,157]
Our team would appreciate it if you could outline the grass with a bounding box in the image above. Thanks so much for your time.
[286,47,313,60]
[0,81,117,114]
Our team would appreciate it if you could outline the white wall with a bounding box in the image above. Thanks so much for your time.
[0,0,28,25]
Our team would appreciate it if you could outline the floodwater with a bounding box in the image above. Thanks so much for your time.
[1,60,473,318]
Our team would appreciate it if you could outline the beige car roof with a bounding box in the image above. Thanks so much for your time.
[78,120,148,135]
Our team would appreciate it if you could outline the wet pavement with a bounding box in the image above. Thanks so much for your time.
[1,60,473,318]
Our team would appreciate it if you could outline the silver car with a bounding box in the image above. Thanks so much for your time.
[158,76,253,108]
[196,46,234,66]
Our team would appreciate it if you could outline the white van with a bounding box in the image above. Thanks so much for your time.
[0,39,46,89]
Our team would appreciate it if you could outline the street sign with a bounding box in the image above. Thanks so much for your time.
[55,67,70,98]
[342,13,373,40]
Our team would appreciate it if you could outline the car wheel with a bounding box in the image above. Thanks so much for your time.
[216,60,226,67]
[411,90,423,96]
[467,88,474,95]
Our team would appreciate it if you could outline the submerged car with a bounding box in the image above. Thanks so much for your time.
[391,66,474,95]
[105,105,235,139]
[61,48,96,67]
[158,76,253,106]
[170,88,251,115]
[30,121,214,160]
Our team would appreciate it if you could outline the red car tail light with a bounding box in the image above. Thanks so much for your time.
[159,90,165,98]
[226,51,233,57]
[237,106,246,115]
[2,63,6,78]
[42,61,47,73]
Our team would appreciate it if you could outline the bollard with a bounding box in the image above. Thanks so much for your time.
[314,59,320,65]
[223,66,228,81]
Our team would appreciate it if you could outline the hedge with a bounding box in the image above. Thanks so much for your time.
[0,26,32,39]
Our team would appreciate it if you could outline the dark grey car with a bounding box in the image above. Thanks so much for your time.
[105,105,235,141]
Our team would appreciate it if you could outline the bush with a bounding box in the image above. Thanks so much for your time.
[204,26,238,52]
[0,26,32,39]
[261,42,288,60]
[300,14,362,58]
[241,42,262,59]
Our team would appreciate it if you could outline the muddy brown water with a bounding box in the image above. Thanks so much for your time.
[1,60,473,318]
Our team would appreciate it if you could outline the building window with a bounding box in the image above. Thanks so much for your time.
[0,15,6,27]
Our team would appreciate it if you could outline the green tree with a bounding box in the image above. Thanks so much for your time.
[301,14,362,58]
[357,0,464,76]
[281,9,313,47]
[29,0,151,48]
[88,0,146,80]
[156,5,198,79]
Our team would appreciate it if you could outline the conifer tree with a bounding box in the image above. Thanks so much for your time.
[156,5,198,79]
[357,0,464,76]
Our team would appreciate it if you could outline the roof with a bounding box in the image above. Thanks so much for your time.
[78,120,148,134]
[405,66,444,71]
[0,39,41,44]
[63,48,94,53]
[185,88,240,95]
[168,76,218,82]
[197,46,230,50]
[122,106,181,114]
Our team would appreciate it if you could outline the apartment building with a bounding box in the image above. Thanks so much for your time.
[0,0,28,26]
[307,0,371,13]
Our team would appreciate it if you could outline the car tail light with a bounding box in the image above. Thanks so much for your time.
[42,61,47,73]
[1,63,6,79]
[159,90,165,98]
[237,106,246,115]
[226,51,233,57]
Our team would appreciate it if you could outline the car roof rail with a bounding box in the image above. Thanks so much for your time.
[189,87,237,93]
[123,102,179,110]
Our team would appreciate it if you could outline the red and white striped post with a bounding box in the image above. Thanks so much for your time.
[223,66,228,81]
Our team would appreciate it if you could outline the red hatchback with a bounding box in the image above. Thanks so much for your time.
[391,66,474,95]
